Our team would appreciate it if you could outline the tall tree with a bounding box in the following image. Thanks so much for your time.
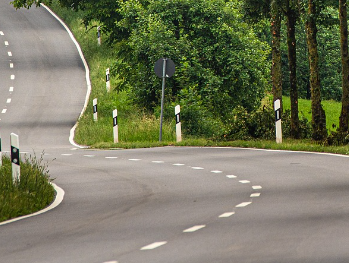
[286,0,300,138]
[271,0,283,113]
[339,0,349,132]
[305,0,327,140]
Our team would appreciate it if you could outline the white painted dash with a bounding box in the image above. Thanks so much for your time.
[226,175,237,179]
[152,161,164,163]
[10,63,13,68]
[11,75,15,80]
[219,212,235,218]
[8,51,12,56]
[140,241,167,250]
[211,170,223,174]
[1,109,7,114]
[61,154,73,156]
[105,157,118,159]
[4,41,8,46]
[129,159,141,161]
[250,193,261,198]
[252,185,262,190]
[191,167,204,170]
[6,98,11,104]
[0,31,4,35]
[84,155,95,158]
[183,225,206,233]
[173,163,185,166]
[9,87,14,92]
[239,180,250,184]
[236,202,252,208]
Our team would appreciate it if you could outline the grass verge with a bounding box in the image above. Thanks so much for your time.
[0,154,55,222]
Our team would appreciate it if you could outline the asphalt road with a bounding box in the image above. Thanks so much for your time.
[1,2,349,263]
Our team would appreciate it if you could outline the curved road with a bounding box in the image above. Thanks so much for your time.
[1,2,349,263]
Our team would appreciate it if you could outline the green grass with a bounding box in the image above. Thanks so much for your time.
[0,154,55,222]
[48,2,176,147]
[283,97,342,133]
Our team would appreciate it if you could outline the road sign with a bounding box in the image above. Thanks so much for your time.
[154,58,175,78]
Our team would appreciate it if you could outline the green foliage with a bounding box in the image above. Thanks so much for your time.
[226,102,312,141]
[0,154,55,222]
[114,0,270,121]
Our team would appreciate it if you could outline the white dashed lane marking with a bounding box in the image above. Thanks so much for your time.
[239,180,250,184]
[152,161,164,164]
[6,99,11,104]
[10,63,13,68]
[140,241,167,250]
[129,159,141,161]
[173,163,185,166]
[252,185,262,190]
[4,41,8,46]
[236,202,252,208]
[183,225,206,233]
[0,31,4,35]
[250,193,261,198]
[11,75,15,80]
[7,51,12,56]
[226,175,237,179]
[211,170,223,174]
[105,157,118,159]
[61,154,73,156]
[84,155,95,158]
[2,109,7,114]
[219,212,235,218]
[9,87,14,92]
[191,167,204,170]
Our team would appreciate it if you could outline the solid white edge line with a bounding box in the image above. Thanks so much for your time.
[212,146,349,158]
[0,183,65,226]
[40,4,91,149]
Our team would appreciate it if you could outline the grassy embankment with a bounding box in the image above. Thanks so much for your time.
[0,155,55,222]
[49,3,349,155]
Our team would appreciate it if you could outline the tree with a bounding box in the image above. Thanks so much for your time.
[339,0,349,132]
[285,0,300,138]
[304,0,327,140]
[114,0,270,121]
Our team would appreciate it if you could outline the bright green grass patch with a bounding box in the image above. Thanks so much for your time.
[0,154,55,222]
[283,97,341,133]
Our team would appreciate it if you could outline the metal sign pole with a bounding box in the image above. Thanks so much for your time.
[159,58,167,141]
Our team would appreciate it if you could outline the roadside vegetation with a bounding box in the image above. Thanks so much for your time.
[0,154,55,222]
[15,0,349,155]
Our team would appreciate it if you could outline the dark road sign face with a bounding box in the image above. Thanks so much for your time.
[154,58,175,78]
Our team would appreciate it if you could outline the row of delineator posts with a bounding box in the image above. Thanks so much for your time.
[0,133,21,183]
[93,98,182,143]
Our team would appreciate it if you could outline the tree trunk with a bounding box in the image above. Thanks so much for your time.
[286,0,300,138]
[271,0,283,113]
[339,0,349,132]
[305,0,327,141]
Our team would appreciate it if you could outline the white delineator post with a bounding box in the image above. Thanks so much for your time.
[93,98,98,121]
[175,105,182,142]
[106,68,110,92]
[274,99,282,144]
[113,109,119,143]
[11,133,20,183]
[97,26,101,46]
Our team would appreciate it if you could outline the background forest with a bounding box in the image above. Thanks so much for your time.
[12,0,349,146]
